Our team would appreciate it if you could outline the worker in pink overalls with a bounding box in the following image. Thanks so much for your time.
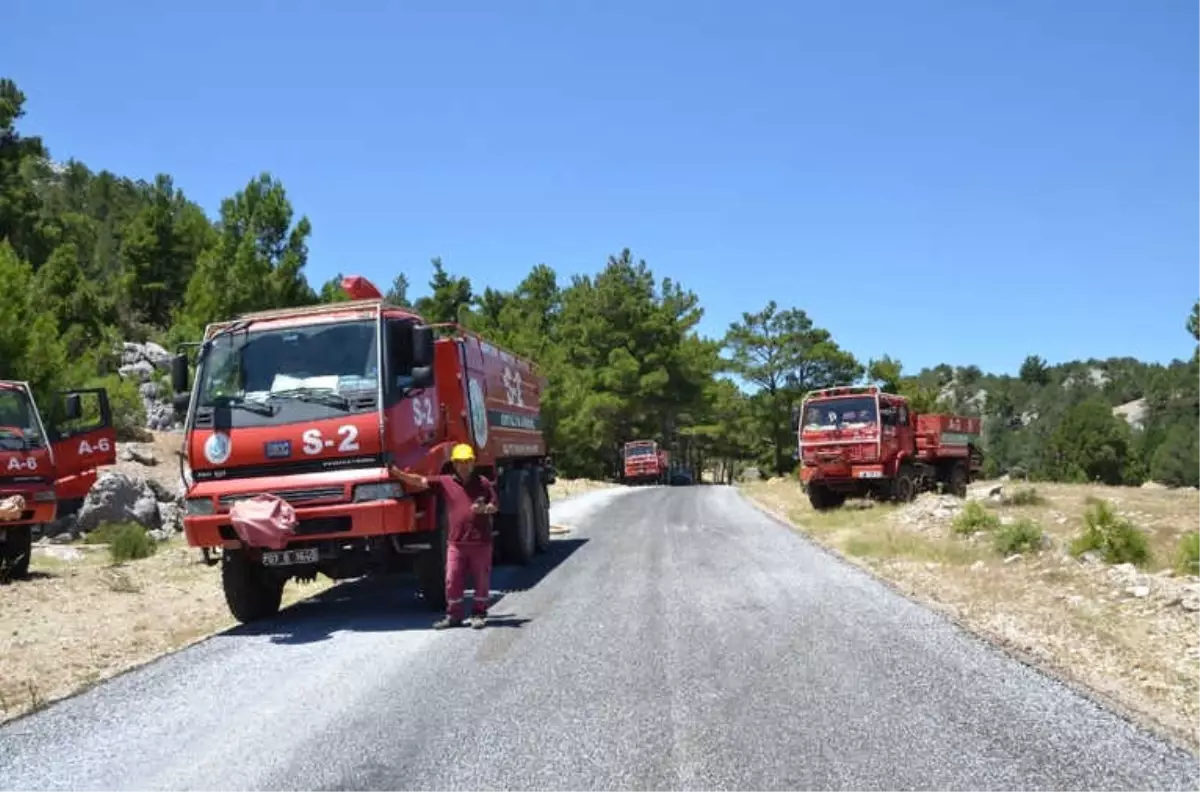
[391,443,499,629]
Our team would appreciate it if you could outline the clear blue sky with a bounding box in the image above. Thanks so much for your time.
[7,0,1197,376]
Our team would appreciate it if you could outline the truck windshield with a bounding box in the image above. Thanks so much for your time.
[803,397,877,430]
[625,445,655,458]
[196,319,379,426]
[0,388,44,450]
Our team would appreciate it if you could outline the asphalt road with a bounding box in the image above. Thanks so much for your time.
[1,485,1197,791]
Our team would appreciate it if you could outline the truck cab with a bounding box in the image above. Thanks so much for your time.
[0,381,117,579]
[170,297,440,616]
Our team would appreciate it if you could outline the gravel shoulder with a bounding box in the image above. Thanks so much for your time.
[1,485,1196,791]
[740,476,1200,753]
[0,471,619,727]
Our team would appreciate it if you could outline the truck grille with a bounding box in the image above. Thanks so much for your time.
[218,485,346,509]
[805,442,876,464]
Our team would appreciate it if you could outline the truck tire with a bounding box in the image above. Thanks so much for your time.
[0,524,32,582]
[502,473,537,566]
[948,464,968,498]
[892,465,918,503]
[808,485,845,511]
[531,475,551,553]
[416,498,448,611]
[222,548,284,624]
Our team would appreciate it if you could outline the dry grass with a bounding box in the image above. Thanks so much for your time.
[741,476,1200,752]
[1,472,616,726]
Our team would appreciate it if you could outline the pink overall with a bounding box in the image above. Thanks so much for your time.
[428,472,499,620]
[446,542,493,620]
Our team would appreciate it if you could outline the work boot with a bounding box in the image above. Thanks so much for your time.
[433,615,464,630]
[468,613,487,629]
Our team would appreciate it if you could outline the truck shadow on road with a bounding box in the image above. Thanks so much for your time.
[226,538,589,645]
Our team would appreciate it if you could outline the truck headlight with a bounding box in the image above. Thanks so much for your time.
[352,482,404,502]
[186,498,215,516]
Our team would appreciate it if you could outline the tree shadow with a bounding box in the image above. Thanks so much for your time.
[225,538,587,645]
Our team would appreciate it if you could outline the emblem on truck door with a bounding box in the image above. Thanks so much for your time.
[204,432,232,465]
[468,378,488,448]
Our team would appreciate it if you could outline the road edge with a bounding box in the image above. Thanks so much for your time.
[736,488,1200,758]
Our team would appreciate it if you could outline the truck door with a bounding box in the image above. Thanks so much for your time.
[879,398,903,465]
[50,388,117,503]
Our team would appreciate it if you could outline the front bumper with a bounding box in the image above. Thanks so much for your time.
[800,464,886,486]
[0,483,57,527]
[182,469,422,549]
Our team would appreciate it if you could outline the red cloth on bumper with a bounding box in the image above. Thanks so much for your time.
[228,494,297,550]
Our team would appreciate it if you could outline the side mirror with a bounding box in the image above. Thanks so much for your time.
[64,393,82,421]
[412,325,434,368]
[172,392,192,413]
[171,354,189,395]
[409,365,434,390]
[790,406,801,431]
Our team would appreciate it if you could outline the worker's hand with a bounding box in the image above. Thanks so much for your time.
[389,465,428,491]
[472,502,497,515]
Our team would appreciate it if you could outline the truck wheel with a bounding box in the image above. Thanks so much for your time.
[416,499,448,611]
[808,485,844,511]
[0,525,32,582]
[948,465,968,498]
[893,466,918,503]
[502,474,537,566]
[221,548,284,624]
[531,477,551,553]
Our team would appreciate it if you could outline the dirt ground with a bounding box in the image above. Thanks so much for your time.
[0,468,618,726]
[741,476,1200,752]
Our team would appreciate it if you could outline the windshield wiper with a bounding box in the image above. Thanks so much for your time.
[205,396,277,416]
[269,387,351,411]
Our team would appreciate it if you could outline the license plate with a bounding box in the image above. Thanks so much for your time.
[261,548,319,567]
[857,470,883,479]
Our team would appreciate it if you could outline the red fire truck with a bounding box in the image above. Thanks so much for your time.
[0,381,117,579]
[169,276,556,623]
[794,385,983,510]
[622,439,667,485]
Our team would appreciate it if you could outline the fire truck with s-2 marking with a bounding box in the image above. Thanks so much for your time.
[168,276,556,623]
[0,381,117,579]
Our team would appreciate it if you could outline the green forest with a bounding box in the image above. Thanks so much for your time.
[1,78,1197,487]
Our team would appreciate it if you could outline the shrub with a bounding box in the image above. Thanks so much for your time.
[1069,499,1150,566]
[1175,533,1199,576]
[89,374,147,441]
[952,501,1000,535]
[86,522,157,564]
[1002,487,1045,506]
[993,518,1045,556]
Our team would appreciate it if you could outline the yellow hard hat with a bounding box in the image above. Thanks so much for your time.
[450,443,476,462]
